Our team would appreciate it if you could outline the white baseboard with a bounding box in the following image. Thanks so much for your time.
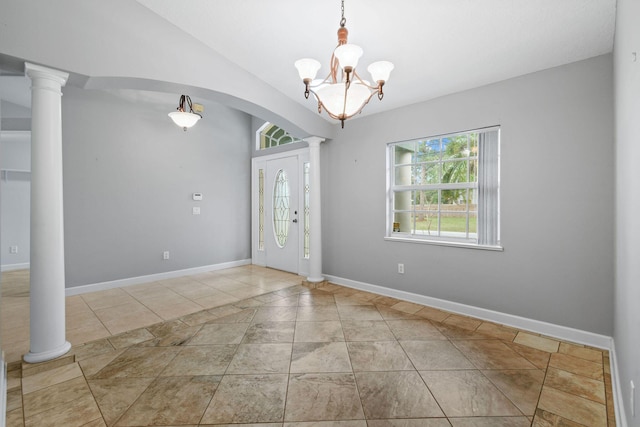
[65,259,252,296]
[609,342,628,427]
[1,262,29,272]
[324,274,613,350]
[0,352,5,427]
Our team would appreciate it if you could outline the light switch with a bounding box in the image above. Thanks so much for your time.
[193,193,203,201]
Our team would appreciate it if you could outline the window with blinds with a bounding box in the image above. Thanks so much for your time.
[387,127,501,249]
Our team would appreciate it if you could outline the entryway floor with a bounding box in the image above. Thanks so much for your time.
[2,266,616,426]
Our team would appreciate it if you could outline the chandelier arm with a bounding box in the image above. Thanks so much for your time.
[176,94,202,118]
[305,87,324,114]
[315,99,343,121]
[177,95,186,112]
[186,95,203,118]
[350,70,382,90]
[305,72,335,94]
[307,87,342,121]
[339,90,379,121]
[340,80,349,128]
[330,53,340,84]
[318,72,333,85]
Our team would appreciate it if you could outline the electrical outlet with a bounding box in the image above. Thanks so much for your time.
[398,263,404,274]
[192,207,201,215]
[163,251,170,260]
[9,246,18,254]
[631,380,636,417]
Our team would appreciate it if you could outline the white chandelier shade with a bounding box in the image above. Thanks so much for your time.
[334,44,363,71]
[295,58,322,82]
[315,82,371,119]
[368,61,395,84]
[168,111,201,130]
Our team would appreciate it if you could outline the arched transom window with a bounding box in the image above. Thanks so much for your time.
[258,123,302,150]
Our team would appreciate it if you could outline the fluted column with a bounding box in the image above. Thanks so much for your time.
[305,137,325,283]
[23,63,71,363]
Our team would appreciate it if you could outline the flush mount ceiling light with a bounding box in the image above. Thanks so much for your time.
[168,94,202,131]
[294,0,394,128]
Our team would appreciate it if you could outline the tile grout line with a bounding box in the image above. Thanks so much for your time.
[280,298,300,424]
[336,293,367,423]
[77,366,109,427]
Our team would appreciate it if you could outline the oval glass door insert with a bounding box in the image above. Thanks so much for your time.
[273,169,290,248]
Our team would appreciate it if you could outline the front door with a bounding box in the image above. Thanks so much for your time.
[264,156,299,273]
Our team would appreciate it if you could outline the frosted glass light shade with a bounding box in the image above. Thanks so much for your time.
[334,44,363,70]
[368,61,394,83]
[295,58,322,81]
[169,111,201,130]
[316,82,371,118]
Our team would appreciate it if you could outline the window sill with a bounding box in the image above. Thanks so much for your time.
[384,236,504,251]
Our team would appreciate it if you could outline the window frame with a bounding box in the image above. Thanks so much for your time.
[385,126,502,251]
[256,122,303,150]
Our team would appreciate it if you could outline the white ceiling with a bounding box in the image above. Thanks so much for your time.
[136,0,616,120]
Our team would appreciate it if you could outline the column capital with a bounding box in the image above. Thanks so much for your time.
[304,136,325,146]
[25,62,69,87]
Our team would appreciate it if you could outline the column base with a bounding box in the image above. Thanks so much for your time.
[302,279,328,289]
[23,341,71,364]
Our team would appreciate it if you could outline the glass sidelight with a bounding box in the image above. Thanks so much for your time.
[273,169,290,248]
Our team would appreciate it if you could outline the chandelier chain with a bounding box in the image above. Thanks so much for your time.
[340,0,346,27]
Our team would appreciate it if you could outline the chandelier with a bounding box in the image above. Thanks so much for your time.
[168,94,202,131]
[294,0,394,128]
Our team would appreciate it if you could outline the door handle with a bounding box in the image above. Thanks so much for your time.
[292,219,298,223]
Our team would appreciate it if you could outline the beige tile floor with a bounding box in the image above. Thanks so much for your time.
[2,266,616,426]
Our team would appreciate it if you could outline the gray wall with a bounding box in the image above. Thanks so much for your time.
[614,0,640,423]
[0,131,30,268]
[62,87,252,287]
[323,54,614,335]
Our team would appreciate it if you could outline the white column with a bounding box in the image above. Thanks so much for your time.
[23,63,71,363]
[305,137,325,283]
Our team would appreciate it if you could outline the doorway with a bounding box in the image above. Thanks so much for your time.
[252,149,309,276]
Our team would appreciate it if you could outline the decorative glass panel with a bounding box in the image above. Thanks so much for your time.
[259,123,302,149]
[303,162,310,258]
[273,169,290,248]
[258,169,265,251]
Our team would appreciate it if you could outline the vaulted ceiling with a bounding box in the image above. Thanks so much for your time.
[0,0,616,128]
[137,0,616,119]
